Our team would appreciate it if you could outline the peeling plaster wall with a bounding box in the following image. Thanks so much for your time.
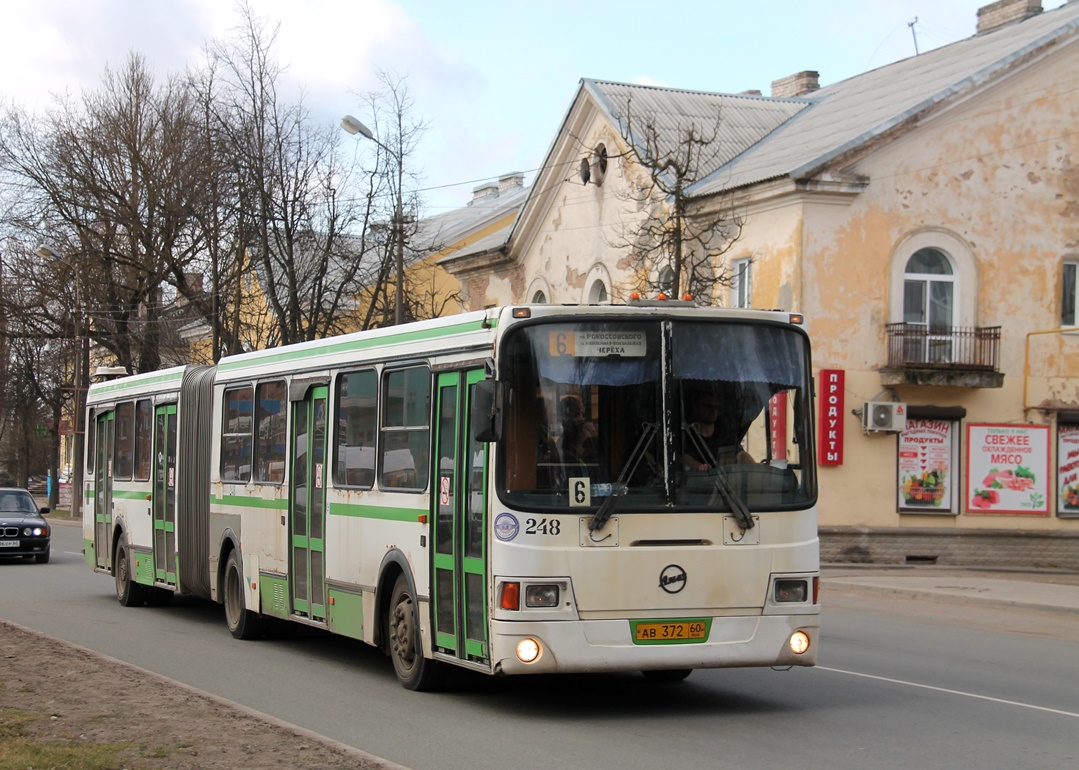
[505,48,1079,541]
[801,43,1079,532]
[515,118,649,305]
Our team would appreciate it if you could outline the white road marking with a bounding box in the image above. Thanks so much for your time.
[818,666,1079,719]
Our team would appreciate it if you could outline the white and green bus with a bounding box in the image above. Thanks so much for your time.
[83,302,820,689]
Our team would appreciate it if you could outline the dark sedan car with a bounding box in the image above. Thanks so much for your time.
[0,487,50,564]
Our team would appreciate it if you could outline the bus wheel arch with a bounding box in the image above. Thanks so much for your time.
[222,547,266,640]
[113,526,146,607]
[377,552,444,691]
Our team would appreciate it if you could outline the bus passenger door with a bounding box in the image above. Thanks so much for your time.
[432,369,490,665]
[290,386,328,622]
[152,404,178,585]
[93,412,114,570]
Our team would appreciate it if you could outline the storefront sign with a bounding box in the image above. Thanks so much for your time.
[898,419,956,513]
[818,369,844,465]
[965,424,1049,514]
[769,392,787,461]
[1058,424,1079,516]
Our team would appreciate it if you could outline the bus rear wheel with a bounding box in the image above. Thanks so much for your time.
[387,573,444,691]
[223,550,265,640]
[114,536,146,607]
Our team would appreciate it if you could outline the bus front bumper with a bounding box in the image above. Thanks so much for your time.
[489,614,819,676]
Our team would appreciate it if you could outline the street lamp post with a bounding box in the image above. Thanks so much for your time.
[35,244,87,519]
[340,114,405,326]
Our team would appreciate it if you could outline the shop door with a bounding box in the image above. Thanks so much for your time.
[290,386,328,621]
[432,369,490,664]
[93,412,114,570]
[152,404,178,585]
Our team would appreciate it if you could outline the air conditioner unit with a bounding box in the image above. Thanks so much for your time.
[863,401,907,433]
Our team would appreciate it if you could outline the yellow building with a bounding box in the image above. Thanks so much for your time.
[443,0,1079,568]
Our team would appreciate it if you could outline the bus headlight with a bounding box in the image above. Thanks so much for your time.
[525,584,559,608]
[774,579,808,603]
[516,637,542,663]
[789,630,811,655]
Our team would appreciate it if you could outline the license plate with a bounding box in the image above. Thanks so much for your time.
[631,619,711,645]
[0,540,19,548]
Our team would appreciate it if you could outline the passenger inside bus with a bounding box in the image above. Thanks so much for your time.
[557,394,599,469]
[683,389,755,470]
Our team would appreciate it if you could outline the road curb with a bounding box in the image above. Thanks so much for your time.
[823,579,1079,616]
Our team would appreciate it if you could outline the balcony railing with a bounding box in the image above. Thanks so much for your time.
[884,323,1001,371]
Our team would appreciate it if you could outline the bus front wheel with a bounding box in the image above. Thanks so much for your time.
[114,536,146,607]
[387,573,444,691]
[223,550,265,640]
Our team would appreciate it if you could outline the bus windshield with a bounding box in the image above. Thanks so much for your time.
[498,319,815,513]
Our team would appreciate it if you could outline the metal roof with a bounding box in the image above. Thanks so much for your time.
[583,2,1079,198]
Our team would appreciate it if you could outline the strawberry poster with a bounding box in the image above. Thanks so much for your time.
[898,419,956,513]
[965,424,1049,515]
[1058,424,1079,516]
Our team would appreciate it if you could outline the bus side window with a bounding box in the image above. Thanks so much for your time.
[114,401,135,480]
[134,399,153,481]
[380,366,430,491]
[221,386,253,482]
[254,381,287,483]
[334,369,377,489]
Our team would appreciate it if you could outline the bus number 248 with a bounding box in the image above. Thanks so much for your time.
[525,518,561,536]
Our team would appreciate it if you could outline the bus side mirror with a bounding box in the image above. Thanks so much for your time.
[472,380,503,443]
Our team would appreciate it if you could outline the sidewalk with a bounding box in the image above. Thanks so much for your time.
[823,565,1079,614]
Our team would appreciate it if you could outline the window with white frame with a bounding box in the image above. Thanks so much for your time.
[1063,261,1077,327]
[731,258,752,308]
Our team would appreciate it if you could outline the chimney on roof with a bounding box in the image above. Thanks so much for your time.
[976,0,1042,34]
[472,182,498,203]
[498,172,524,192]
[771,71,820,98]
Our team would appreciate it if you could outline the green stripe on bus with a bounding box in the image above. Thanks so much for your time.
[90,371,185,394]
[112,490,151,500]
[329,502,424,522]
[217,318,495,372]
[212,495,290,510]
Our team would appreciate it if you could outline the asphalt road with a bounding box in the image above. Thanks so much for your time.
[2,520,1077,770]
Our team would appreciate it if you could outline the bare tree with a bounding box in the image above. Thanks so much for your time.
[202,2,382,346]
[345,70,434,330]
[0,54,213,374]
[608,98,744,302]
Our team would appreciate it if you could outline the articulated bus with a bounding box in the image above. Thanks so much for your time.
[83,302,820,690]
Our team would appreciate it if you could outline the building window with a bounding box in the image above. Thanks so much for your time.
[658,267,675,297]
[731,258,752,308]
[588,280,608,304]
[1063,261,1077,327]
[904,248,956,363]
[532,290,547,304]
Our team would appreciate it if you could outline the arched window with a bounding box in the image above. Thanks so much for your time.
[658,266,675,296]
[904,247,956,362]
[532,290,547,304]
[588,280,608,304]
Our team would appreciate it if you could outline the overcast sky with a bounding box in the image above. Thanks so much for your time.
[1,0,1067,211]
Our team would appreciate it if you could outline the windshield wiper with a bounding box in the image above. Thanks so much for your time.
[588,422,657,532]
[684,423,755,531]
